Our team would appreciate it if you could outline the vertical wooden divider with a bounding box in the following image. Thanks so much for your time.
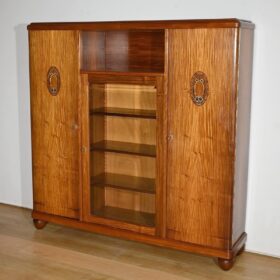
[80,74,90,221]
[155,75,168,237]
[155,30,168,238]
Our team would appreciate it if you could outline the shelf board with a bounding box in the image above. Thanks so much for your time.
[91,140,156,157]
[93,206,155,227]
[80,70,164,76]
[92,173,155,194]
[90,107,156,119]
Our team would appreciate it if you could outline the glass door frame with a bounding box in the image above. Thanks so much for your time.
[80,72,167,237]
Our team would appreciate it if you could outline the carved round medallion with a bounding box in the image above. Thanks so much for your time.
[190,71,209,106]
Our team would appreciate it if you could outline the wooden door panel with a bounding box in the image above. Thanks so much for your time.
[167,29,237,249]
[29,31,80,218]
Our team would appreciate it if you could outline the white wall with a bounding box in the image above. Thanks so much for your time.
[0,0,279,257]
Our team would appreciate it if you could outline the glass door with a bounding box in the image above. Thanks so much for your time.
[88,79,157,229]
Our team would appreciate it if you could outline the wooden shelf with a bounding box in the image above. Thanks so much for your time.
[93,206,155,227]
[80,70,164,76]
[92,173,155,194]
[91,140,156,157]
[90,107,156,119]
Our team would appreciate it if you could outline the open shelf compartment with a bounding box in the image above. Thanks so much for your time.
[91,173,155,194]
[93,206,155,227]
[81,30,165,73]
[88,78,157,228]
[90,107,156,119]
[91,140,156,157]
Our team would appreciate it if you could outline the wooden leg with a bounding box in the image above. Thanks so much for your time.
[33,219,48,230]
[217,257,235,271]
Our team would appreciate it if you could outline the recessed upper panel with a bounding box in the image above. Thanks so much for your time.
[81,30,165,73]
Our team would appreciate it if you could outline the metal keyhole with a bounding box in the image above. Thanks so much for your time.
[72,123,79,130]
[168,134,174,142]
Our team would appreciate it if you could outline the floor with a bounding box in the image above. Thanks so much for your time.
[0,204,279,280]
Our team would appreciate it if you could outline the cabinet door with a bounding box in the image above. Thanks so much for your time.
[166,28,237,249]
[29,31,80,218]
[80,74,166,236]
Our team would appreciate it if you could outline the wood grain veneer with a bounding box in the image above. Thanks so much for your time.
[90,140,156,157]
[81,30,165,73]
[29,30,80,219]
[166,28,237,249]
[90,107,156,119]
[28,20,254,270]
[31,210,246,259]
[28,19,254,30]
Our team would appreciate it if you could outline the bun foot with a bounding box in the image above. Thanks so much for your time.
[217,257,235,271]
[33,219,48,230]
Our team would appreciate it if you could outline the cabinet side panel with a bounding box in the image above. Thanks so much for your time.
[166,28,237,249]
[29,30,80,218]
[232,28,254,245]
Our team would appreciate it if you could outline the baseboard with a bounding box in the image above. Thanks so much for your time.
[245,249,280,259]
[0,202,32,210]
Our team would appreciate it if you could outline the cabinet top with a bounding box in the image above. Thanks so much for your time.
[27,18,254,30]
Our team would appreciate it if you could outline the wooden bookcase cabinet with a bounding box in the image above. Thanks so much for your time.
[28,19,254,270]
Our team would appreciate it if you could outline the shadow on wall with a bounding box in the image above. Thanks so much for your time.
[15,24,33,209]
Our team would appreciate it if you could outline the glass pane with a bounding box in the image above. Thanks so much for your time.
[89,83,157,227]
